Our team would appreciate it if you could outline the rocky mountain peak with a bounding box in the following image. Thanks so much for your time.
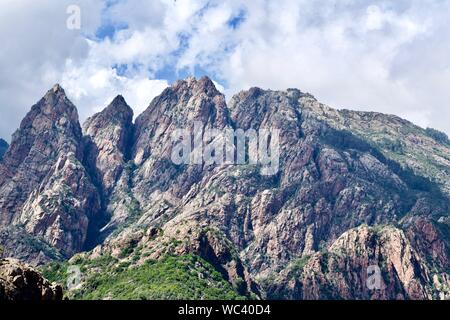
[133,76,229,165]
[83,96,134,199]
[0,80,449,301]
[38,84,78,123]
[83,95,133,136]
[173,76,218,94]
[0,85,82,179]
[0,84,83,189]
[103,95,133,121]
[51,83,64,93]
[0,85,101,256]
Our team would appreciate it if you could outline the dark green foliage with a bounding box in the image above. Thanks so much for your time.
[21,236,63,260]
[426,128,449,145]
[41,254,245,300]
[378,155,431,194]
[118,239,138,258]
[289,255,311,276]
[0,138,8,160]
[2,226,63,261]
[123,160,137,177]
[321,127,376,155]
[378,138,404,153]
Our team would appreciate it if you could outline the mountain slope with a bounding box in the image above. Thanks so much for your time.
[82,95,134,242]
[266,224,449,300]
[302,99,450,196]
[0,78,448,300]
[42,253,246,300]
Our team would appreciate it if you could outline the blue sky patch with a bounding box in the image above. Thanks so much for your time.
[228,9,246,29]
[95,21,128,40]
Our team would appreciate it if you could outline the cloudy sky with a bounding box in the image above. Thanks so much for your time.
[1,0,450,140]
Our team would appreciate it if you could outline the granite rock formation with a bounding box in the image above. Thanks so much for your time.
[0,258,62,300]
[0,77,448,300]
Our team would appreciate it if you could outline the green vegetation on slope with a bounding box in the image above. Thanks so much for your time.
[426,128,449,145]
[42,254,245,300]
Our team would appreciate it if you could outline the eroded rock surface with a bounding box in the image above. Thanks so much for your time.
[0,85,100,257]
[0,258,62,300]
[0,78,449,300]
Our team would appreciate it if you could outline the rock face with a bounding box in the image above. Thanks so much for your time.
[0,138,7,160]
[0,226,62,266]
[266,225,440,300]
[132,76,229,200]
[83,95,133,197]
[0,258,62,300]
[0,78,449,300]
[0,85,101,257]
[83,95,134,240]
[303,101,450,196]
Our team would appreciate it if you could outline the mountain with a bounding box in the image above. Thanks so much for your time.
[0,139,7,160]
[0,85,101,261]
[0,77,449,300]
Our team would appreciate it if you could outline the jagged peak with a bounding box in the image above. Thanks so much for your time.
[83,96,133,135]
[171,75,221,97]
[111,94,127,105]
[37,83,78,114]
[98,95,133,121]
[20,84,79,127]
[135,76,225,120]
[51,83,64,93]
[43,83,67,100]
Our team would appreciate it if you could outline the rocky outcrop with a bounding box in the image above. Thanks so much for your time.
[402,216,450,299]
[132,76,229,200]
[0,85,101,258]
[83,96,134,239]
[83,95,133,197]
[0,138,7,160]
[265,225,436,300]
[0,84,82,224]
[0,258,62,300]
[15,152,101,257]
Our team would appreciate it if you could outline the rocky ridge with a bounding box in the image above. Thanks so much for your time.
[0,77,449,300]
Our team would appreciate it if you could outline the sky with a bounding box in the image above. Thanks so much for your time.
[1,0,450,141]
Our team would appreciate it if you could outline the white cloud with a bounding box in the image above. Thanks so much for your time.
[0,0,104,139]
[174,0,450,134]
[1,0,450,140]
[61,57,168,120]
